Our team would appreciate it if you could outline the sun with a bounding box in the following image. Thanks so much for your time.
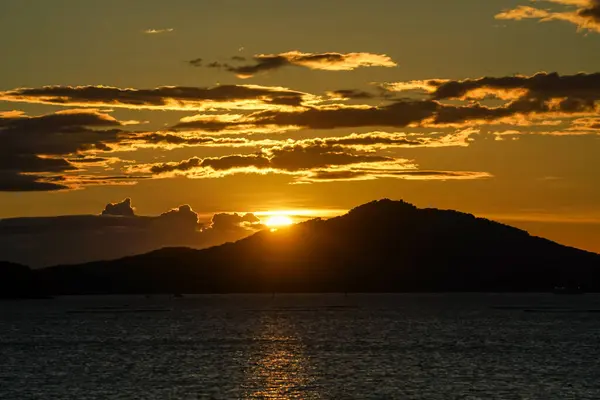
[264,215,293,228]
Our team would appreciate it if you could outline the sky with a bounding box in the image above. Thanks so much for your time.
[1,0,600,259]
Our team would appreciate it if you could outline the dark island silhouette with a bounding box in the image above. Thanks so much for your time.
[2,199,600,297]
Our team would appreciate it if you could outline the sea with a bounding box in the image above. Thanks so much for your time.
[1,294,599,399]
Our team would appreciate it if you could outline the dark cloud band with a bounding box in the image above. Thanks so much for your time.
[193,51,397,78]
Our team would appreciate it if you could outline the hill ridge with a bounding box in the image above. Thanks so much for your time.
[2,199,599,296]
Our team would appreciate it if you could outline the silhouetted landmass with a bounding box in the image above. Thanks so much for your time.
[3,199,600,296]
[0,261,50,299]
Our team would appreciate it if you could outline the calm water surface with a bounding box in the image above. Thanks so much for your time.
[1,294,600,399]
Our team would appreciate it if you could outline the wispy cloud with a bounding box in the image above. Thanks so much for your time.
[300,168,492,183]
[134,129,474,152]
[0,84,319,111]
[496,0,600,33]
[193,51,397,78]
[143,28,174,34]
[128,140,490,184]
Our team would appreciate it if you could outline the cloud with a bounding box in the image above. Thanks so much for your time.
[326,89,376,100]
[7,78,589,137]
[143,28,174,34]
[490,115,600,137]
[137,132,252,147]
[0,172,68,192]
[412,72,600,102]
[171,98,560,132]
[0,84,318,111]
[0,105,476,192]
[6,69,596,194]
[140,143,396,176]
[496,0,600,33]
[102,198,135,216]
[4,71,597,139]
[301,168,492,183]
[164,73,596,132]
[154,204,201,232]
[172,100,441,131]
[0,155,75,174]
[130,139,490,183]
[569,117,600,130]
[209,212,263,231]
[120,129,474,183]
[196,51,397,78]
[0,198,266,267]
[309,129,475,149]
[0,109,140,191]
[68,156,123,166]
[134,129,473,152]
[0,108,125,156]
[381,72,600,126]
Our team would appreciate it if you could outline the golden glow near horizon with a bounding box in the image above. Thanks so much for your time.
[239,208,345,232]
[264,215,294,228]
[253,209,345,217]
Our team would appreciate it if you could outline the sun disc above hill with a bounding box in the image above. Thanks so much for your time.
[265,215,293,227]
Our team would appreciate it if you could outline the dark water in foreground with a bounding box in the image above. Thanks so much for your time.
[1,294,600,399]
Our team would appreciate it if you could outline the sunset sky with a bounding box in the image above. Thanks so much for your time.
[2,0,600,255]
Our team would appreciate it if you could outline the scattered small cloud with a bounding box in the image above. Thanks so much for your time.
[143,28,174,34]
[188,58,203,67]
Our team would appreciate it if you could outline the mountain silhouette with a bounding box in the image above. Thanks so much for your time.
[3,199,600,296]
[0,261,48,299]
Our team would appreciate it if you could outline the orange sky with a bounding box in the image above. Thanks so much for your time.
[1,0,600,254]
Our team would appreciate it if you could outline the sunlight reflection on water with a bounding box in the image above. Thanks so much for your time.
[242,314,317,399]
[1,294,600,399]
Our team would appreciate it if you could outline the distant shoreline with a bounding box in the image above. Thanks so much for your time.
[2,291,596,300]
